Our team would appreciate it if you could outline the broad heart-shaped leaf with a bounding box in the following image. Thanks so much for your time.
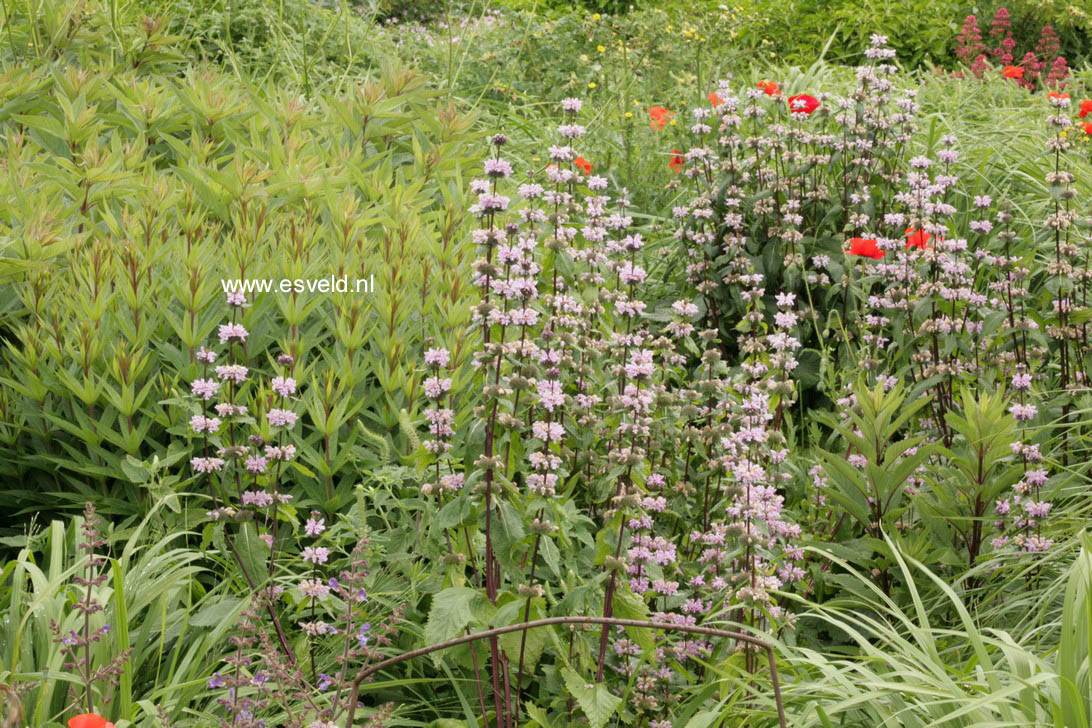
[425,587,488,664]
[498,597,548,669]
[561,667,623,728]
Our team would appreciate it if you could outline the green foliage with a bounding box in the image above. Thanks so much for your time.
[0,503,228,725]
[920,388,1023,570]
[142,0,395,90]
[819,380,936,536]
[1,0,1091,726]
[777,535,1092,726]
[0,1,482,522]
[561,666,622,728]
[1056,531,1092,727]
[424,587,483,647]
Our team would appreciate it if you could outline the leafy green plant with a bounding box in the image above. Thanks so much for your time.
[817,380,937,587]
[0,2,482,524]
[918,388,1022,573]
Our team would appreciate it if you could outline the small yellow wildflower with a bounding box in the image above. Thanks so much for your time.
[588,82,597,89]
[591,12,600,20]
[597,45,606,53]
[624,111,633,118]
[669,118,677,126]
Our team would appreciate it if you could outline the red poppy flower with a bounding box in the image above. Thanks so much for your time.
[1084,122,1092,136]
[1078,100,1092,118]
[648,106,673,130]
[669,149,685,174]
[708,92,724,108]
[574,156,592,174]
[757,80,780,96]
[848,237,884,260]
[69,715,115,728]
[905,227,932,250]
[1001,65,1024,79]
[1047,91,1069,101]
[787,94,820,114]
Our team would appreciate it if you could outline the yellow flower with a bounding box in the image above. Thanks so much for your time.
[669,118,677,126]
[591,12,600,20]
[624,111,633,118]
[588,82,597,89]
[597,45,606,53]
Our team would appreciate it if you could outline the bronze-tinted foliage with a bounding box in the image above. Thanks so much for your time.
[0,5,482,518]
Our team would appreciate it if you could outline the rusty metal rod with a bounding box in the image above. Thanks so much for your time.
[343,616,786,728]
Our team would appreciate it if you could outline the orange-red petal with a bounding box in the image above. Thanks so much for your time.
[669,149,685,173]
[647,106,673,130]
[848,237,884,260]
[69,715,112,728]
[787,94,820,114]
[905,227,931,250]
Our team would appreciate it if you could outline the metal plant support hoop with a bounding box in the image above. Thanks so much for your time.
[344,616,787,728]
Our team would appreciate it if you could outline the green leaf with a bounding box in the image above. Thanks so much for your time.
[234,522,270,588]
[425,587,481,663]
[190,596,245,627]
[561,667,623,728]
[685,710,721,728]
[111,559,133,721]
[611,587,655,658]
[499,598,548,669]
[540,536,561,578]
[524,703,552,727]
